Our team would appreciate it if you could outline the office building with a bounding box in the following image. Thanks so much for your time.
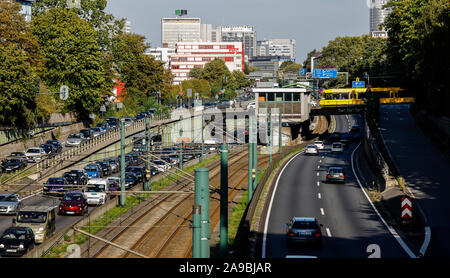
[15,0,34,22]
[161,17,202,48]
[218,26,257,60]
[257,39,296,60]
[369,0,392,38]
[146,47,176,69]
[169,42,244,85]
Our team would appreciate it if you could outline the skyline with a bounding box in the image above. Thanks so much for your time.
[105,0,371,63]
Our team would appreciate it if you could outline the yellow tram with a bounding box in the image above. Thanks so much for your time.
[319,87,415,106]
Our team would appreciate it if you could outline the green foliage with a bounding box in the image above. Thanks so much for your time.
[32,7,107,122]
[0,44,39,127]
[282,62,302,73]
[384,0,450,116]
[181,78,212,99]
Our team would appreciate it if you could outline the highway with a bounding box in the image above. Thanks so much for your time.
[262,115,409,258]
[379,104,450,257]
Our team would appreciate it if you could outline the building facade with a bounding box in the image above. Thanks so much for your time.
[218,26,257,61]
[369,0,392,38]
[15,0,34,22]
[257,39,296,59]
[146,47,176,69]
[161,17,202,48]
[169,42,244,85]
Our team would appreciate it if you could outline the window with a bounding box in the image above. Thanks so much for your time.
[225,57,234,62]
[171,65,180,70]
[293,93,300,101]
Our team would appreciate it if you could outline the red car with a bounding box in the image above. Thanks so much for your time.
[58,192,88,216]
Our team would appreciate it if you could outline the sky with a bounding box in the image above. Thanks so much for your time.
[105,0,371,63]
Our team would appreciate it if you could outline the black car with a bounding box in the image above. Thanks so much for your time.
[8,152,27,159]
[286,217,322,247]
[126,166,145,182]
[46,140,63,153]
[0,227,35,257]
[125,153,140,166]
[40,144,57,158]
[1,158,27,173]
[105,117,120,129]
[134,112,147,120]
[68,169,88,185]
[43,177,69,196]
[63,171,86,186]
[125,172,138,189]
[104,158,119,173]
[97,161,112,176]
[80,129,93,140]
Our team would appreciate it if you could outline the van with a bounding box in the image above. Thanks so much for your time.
[12,206,56,244]
[84,178,109,205]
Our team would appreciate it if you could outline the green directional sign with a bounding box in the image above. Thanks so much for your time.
[60,85,69,101]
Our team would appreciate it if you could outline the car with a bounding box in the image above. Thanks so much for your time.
[84,164,102,178]
[125,153,140,166]
[126,166,145,182]
[0,193,22,215]
[328,133,342,142]
[62,171,87,186]
[122,117,134,127]
[25,147,47,163]
[326,167,345,183]
[247,101,256,110]
[96,122,110,132]
[58,192,88,216]
[286,217,322,247]
[331,142,344,153]
[69,169,89,185]
[0,227,35,257]
[153,160,168,172]
[104,158,119,173]
[8,152,27,159]
[79,129,93,140]
[90,127,104,137]
[1,158,27,173]
[40,144,57,158]
[314,141,324,150]
[305,145,319,156]
[340,139,349,149]
[105,117,120,129]
[124,172,138,189]
[134,113,146,120]
[350,125,361,133]
[107,177,120,197]
[45,140,63,153]
[43,177,69,196]
[97,161,112,177]
[66,133,85,147]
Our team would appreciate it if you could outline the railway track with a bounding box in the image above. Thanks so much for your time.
[88,147,274,258]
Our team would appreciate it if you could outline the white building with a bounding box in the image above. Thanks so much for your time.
[257,39,296,60]
[123,19,131,34]
[161,17,202,48]
[15,0,34,22]
[146,47,176,69]
[170,42,244,85]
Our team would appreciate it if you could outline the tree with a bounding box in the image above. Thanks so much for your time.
[0,44,39,128]
[282,62,302,73]
[32,7,107,122]
[231,70,252,89]
[189,67,203,79]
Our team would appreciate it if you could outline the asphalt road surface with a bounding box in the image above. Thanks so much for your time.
[262,114,409,258]
[379,104,450,258]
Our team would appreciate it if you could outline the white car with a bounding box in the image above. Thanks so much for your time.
[331,142,344,153]
[314,141,324,150]
[84,179,109,205]
[247,101,256,110]
[25,147,47,162]
[305,145,319,156]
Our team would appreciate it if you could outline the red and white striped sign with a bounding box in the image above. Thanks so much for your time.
[401,197,412,219]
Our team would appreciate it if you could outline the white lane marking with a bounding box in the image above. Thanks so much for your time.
[262,150,305,258]
[317,172,319,176]
[326,228,332,237]
[319,160,322,163]
[317,181,320,187]
[420,227,431,256]
[351,142,417,258]
[322,156,324,159]
[320,208,325,215]
[317,165,320,169]
[318,193,321,199]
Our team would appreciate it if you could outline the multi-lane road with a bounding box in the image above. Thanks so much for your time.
[262,115,410,258]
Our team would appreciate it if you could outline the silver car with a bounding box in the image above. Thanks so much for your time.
[25,147,47,162]
[66,133,85,147]
[305,145,319,156]
[0,193,22,215]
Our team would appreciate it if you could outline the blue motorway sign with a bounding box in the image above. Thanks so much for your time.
[299,69,306,75]
[313,69,338,78]
[352,81,365,88]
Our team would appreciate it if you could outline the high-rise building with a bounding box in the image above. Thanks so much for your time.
[369,0,392,38]
[218,26,257,60]
[15,0,34,22]
[169,42,244,85]
[161,17,202,48]
[146,47,176,69]
[200,23,212,42]
[122,19,131,34]
[257,39,296,60]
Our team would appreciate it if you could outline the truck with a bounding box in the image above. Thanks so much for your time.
[12,205,56,244]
